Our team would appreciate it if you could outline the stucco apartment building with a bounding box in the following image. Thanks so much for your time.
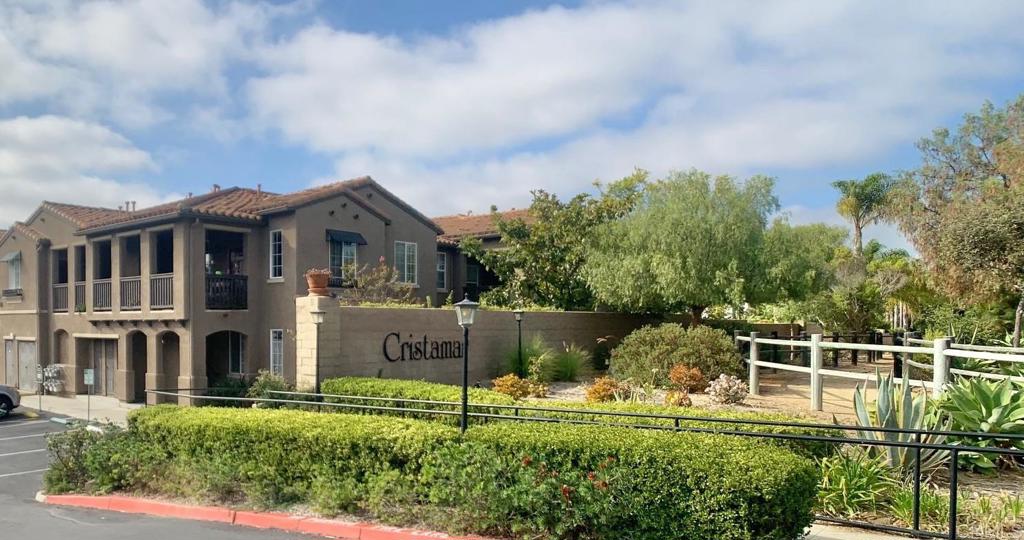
[0,176,514,403]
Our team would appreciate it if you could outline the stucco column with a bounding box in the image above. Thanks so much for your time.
[145,332,161,405]
[115,335,131,402]
[111,237,121,315]
[295,295,340,391]
[177,328,199,406]
[140,231,152,311]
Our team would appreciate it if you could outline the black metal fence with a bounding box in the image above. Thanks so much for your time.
[146,387,1024,540]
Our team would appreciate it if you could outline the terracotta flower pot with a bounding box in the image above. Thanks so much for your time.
[305,271,331,296]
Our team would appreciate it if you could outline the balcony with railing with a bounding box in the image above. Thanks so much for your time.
[93,279,112,311]
[206,274,247,310]
[150,273,174,310]
[120,276,142,310]
[74,282,86,312]
[52,284,68,313]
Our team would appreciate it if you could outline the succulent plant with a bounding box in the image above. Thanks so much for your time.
[851,370,950,475]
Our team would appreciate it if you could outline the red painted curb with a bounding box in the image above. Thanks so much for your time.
[40,494,493,540]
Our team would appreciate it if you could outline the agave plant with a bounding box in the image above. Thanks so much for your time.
[938,377,1024,470]
[851,370,951,475]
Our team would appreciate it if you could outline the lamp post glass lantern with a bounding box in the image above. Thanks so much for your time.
[311,310,325,397]
[453,297,479,433]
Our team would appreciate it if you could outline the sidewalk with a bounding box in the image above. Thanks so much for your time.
[19,393,142,425]
[807,524,906,539]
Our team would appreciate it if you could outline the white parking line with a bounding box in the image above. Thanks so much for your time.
[0,468,48,479]
[0,448,47,457]
[0,433,51,442]
[0,420,46,429]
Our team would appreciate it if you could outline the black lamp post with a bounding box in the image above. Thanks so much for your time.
[513,309,524,376]
[454,297,479,433]
[311,309,325,397]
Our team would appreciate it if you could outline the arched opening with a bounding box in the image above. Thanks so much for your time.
[206,330,246,384]
[53,330,70,365]
[157,331,180,403]
[127,331,148,402]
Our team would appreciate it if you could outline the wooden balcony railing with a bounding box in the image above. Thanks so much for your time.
[93,279,112,311]
[52,284,68,313]
[150,273,174,310]
[206,274,247,310]
[120,276,142,310]
[74,282,86,312]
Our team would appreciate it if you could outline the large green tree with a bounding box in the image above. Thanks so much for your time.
[896,95,1024,344]
[462,169,647,310]
[583,170,845,322]
[831,173,895,255]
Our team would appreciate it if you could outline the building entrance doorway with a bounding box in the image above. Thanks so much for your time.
[17,341,36,392]
[91,339,117,397]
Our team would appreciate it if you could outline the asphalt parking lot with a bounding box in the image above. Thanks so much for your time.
[0,408,313,539]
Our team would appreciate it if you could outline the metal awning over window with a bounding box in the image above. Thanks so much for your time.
[325,230,367,245]
[0,251,20,263]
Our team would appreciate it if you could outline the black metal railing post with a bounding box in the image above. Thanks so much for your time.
[949,448,959,540]
[913,431,922,531]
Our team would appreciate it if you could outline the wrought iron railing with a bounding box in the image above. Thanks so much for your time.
[205,274,247,310]
[74,282,86,312]
[52,283,68,312]
[93,279,111,311]
[150,273,174,310]
[120,276,142,310]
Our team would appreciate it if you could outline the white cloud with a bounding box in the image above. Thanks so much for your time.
[0,116,165,225]
[0,0,287,129]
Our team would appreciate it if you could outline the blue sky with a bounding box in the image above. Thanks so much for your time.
[3,0,1024,252]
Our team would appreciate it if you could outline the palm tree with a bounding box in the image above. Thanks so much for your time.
[832,173,895,256]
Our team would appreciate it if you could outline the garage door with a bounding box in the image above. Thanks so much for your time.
[17,341,37,392]
[3,340,14,386]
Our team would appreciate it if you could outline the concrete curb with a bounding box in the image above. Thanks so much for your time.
[39,493,491,540]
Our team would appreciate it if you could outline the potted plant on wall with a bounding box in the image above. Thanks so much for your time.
[305,268,331,296]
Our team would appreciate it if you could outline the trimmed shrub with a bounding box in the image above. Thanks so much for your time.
[247,369,292,406]
[444,422,820,540]
[48,406,821,539]
[525,399,841,459]
[125,406,458,507]
[663,389,692,407]
[609,324,742,387]
[320,377,515,424]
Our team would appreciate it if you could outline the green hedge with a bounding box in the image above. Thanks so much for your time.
[319,377,839,457]
[320,377,515,424]
[436,422,819,539]
[47,406,818,540]
[49,406,459,508]
[525,400,842,458]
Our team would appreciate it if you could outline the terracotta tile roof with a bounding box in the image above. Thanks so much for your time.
[68,177,389,233]
[433,209,532,241]
[3,222,47,243]
[42,202,130,229]
[38,176,443,237]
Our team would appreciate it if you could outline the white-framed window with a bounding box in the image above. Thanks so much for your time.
[466,263,480,286]
[329,240,357,284]
[270,329,284,376]
[8,254,21,291]
[394,241,417,284]
[228,332,246,375]
[436,252,447,290]
[269,230,283,279]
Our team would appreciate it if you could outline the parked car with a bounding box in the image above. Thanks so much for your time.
[0,384,20,419]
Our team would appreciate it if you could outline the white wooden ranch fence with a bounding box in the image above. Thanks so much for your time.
[735,332,1024,411]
